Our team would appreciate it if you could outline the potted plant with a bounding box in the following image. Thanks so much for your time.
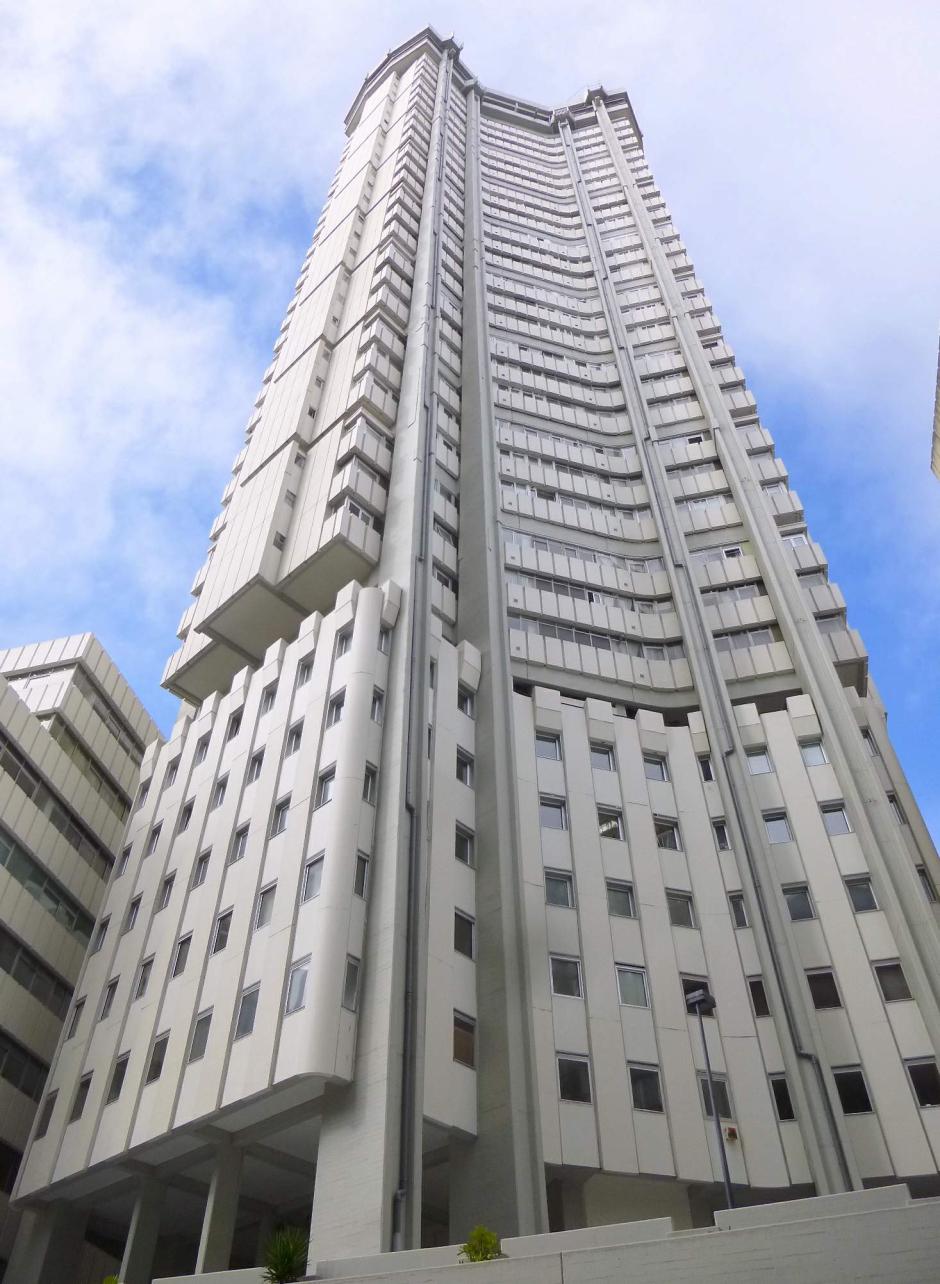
[262,1224,310,1283]
[458,1225,504,1263]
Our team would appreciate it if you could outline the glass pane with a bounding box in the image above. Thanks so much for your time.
[630,1067,663,1112]
[617,968,648,1007]
[545,874,573,907]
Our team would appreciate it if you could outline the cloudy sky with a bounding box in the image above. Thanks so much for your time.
[1,1,937,835]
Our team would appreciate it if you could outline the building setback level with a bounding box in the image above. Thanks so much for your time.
[9,26,940,1284]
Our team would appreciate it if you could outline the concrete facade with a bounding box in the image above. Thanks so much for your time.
[0,635,159,1275]
[9,27,940,1284]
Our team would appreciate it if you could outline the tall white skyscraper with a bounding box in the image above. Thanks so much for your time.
[9,27,940,1284]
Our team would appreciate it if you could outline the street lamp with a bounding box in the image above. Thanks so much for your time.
[684,986,735,1210]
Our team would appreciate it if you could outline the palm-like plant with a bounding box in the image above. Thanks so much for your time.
[458,1225,503,1262]
[262,1224,310,1283]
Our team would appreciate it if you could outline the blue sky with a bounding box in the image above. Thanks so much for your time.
[1,1,937,837]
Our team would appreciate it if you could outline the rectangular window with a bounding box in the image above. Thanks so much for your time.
[590,742,615,771]
[800,740,829,767]
[210,778,227,810]
[861,727,879,757]
[229,825,249,864]
[453,1012,476,1067]
[699,754,715,782]
[616,964,649,1007]
[457,686,475,718]
[285,959,309,1014]
[454,910,475,959]
[116,846,131,878]
[69,1073,92,1123]
[378,628,391,655]
[874,960,912,1002]
[455,825,475,866]
[145,824,162,857]
[188,1010,212,1063]
[172,935,191,978]
[746,749,773,775]
[764,812,793,844]
[145,1033,169,1084]
[135,957,153,1001]
[370,690,384,724]
[296,656,313,687]
[888,793,907,824]
[643,754,668,782]
[212,911,232,955]
[99,977,118,1021]
[833,1067,872,1114]
[918,866,938,903]
[539,796,567,830]
[326,692,345,727]
[363,765,377,804]
[194,735,209,765]
[35,1090,57,1138]
[666,890,695,928]
[535,732,561,761]
[234,985,259,1039]
[655,818,680,850]
[177,801,193,833]
[558,1055,592,1103]
[271,796,291,833]
[748,976,770,1017]
[335,630,351,657]
[597,807,625,841]
[700,1073,732,1120]
[546,870,574,907]
[255,883,276,929]
[123,896,141,933]
[784,884,814,921]
[630,1064,664,1112]
[301,853,324,902]
[157,873,175,912]
[247,750,264,783]
[260,683,277,713]
[550,955,582,998]
[164,759,179,788]
[606,879,636,918]
[226,713,242,742]
[821,804,851,837]
[713,820,731,851]
[807,969,841,1009]
[106,1054,129,1105]
[342,956,361,1011]
[456,750,474,786]
[907,1059,940,1108]
[90,918,109,953]
[770,1074,795,1121]
[846,876,877,912]
[354,852,370,898]
[192,850,210,887]
[729,892,749,929]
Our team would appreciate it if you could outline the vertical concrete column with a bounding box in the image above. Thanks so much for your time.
[120,1176,165,1284]
[194,1144,243,1274]
[5,1201,88,1284]
[254,1207,276,1266]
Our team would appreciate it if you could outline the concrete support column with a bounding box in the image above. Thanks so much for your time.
[254,1207,277,1266]
[194,1144,243,1274]
[5,1201,88,1284]
[120,1176,165,1284]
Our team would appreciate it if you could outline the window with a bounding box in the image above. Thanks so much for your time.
[630,1064,663,1112]
[145,824,162,857]
[783,885,814,922]
[177,801,193,833]
[597,808,625,841]
[363,765,378,804]
[145,1033,169,1084]
[746,749,772,775]
[99,978,118,1021]
[888,793,907,824]
[212,911,232,954]
[69,1073,92,1123]
[454,911,475,959]
[229,825,249,864]
[172,935,191,978]
[247,750,264,783]
[226,713,242,742]
[558,1055,592,1103]
[135,958,153,1001]
[285,959,309,1014]
[192,850,210,887]
[295,656,313,687]
[616,965,649,1007]
[655,818,680,850]
[429,659,436,688]
[666,891,695,928]
[188,1011,212,1063]
[590,743,615,771]
[550,955,582,998]
[301,854,324,902]
[137,779,150,806]
[157,874,174,911]
[326,692,345,727]
[252,883,276,929]
[833,1067,872,1113]
[907,1059,940,1108]
[724,891,747,929]
[606,879,636,918]
[90,918,109,954]
[806,969,841,1009]
[861,727,879,757]
[210,778,227,810]
[370,690,384,724]
[260,683,277,714]
[453,1012,476,1067]
[764,812,793,844]
[821,804,851,837]
[271,796,291,833]
[800,740,828,767]
[235,985,260,1039]
[35,1091,57,1138]
[643,754,668,782]
[539,796,567,830]
[351,852,370,898]
[874,961,911,1002]
[918,866,938,903]
[456,751,474,786]
[770,1074,795,1120]
[335,630,351,657]
[699,754,715,782]
[546,870,574,907]
[194,735,209,765]
[455,825,475,866]
[164,759,179,789]
[713,820,731,851]
[116,846,131,878]
[457,686,475,717]
[106,1054,129,1105]
[535,732,561,761]
[700,1074,732,1120]
[342,957,361,1011]
[378,628,391,655]
[748,976,770,1017]
[846,876,877,913]
[682,976,712,1012]
[273,532,286,550]
[123,896,141,933]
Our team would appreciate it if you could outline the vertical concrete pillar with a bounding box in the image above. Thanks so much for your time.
[194,1144,243,1273]
[120,1176,165,1284]
[5,1201,88,1284]
[254,1207,276,1266]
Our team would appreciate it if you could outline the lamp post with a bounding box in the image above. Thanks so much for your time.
[685,986,735,1210]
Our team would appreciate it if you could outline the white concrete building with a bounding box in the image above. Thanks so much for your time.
[9,27,940,1284]
[0,635,159,1276]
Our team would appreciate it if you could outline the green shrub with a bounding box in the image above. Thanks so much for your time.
[262,1224,310,1283]
[458,1225,503,1262]
[102,1276,120,1284]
